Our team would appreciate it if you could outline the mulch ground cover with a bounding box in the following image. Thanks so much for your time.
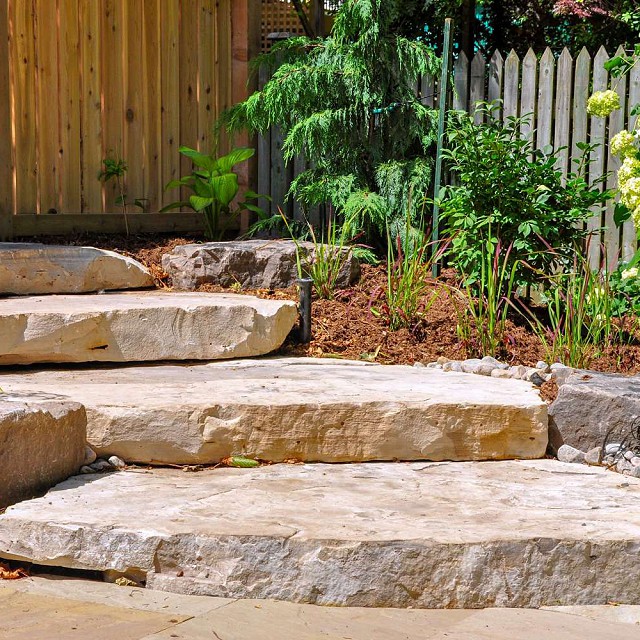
[21,232,640,379]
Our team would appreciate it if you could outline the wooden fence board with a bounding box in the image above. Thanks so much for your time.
[0,0,12,238]
[588,46,610,269]
[554,48,573,181]
[470,51,485,122]
[80,0,103,214]
[488,49,503,119]
[520,49,537,146]
[503,50,519,121]
[452,52,468,112]
[623,54,640,262]
[571,47,591,170]
[537,48,555,151]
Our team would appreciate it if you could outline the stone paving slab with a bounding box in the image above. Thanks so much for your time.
[1,460,639,609]
[0,243,154,296]
[3,578,640,640]
[0,358,548,464]
[0,292,297,365]
[0,393,85,508]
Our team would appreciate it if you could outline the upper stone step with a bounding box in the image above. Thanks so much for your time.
[0,292,297,365]
[162,239,360,290]
[1,460,639,609]
[0,358,548,463]
[0,243,153,295]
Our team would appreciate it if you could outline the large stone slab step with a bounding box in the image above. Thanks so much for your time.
[0,243,153,295]
[0,358,548,464]
[0,392,85,508]
[1,460,639,608]
[0,292,297,365]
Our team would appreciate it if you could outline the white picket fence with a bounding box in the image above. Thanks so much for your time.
[260,46,640,269]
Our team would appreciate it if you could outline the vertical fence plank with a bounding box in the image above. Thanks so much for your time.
[503,50,519,121]
[144,0,161,212]
[59,0,81,212]
[217,0,232,153]
[101,0,125,212]
[469,51,485,122]
[622,55,640,262]
[13,0,38,213]
[123,0,145,210]
[554,48,573,182]
[198,0,214,152]
[160,0,180,210]
[80,0,103,213]
[536,48,554,152]
[604,45,627,269]
[0,0,12,237]
[571,47,590,170]
[421,72,435,108]
[179,0,199,202]
[588,46,609,269]
[35,0,61,214]
[520,49,537,145]
[487,49,503,119]
[453,52,468,112]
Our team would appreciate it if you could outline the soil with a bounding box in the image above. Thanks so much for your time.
[21,232,640,379]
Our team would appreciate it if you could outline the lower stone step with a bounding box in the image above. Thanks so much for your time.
[1,460,639,608]
[0,358,548,464]
[0,292,297,365]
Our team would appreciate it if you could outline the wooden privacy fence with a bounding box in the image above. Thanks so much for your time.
[260,45,640,269]
[0,0,256,238]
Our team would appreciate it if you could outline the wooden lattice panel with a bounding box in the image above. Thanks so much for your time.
[261,0,306,52]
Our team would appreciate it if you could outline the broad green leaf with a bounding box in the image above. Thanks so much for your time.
[193,176,213,198]
[614,203,631,227]
[189,195,214,212]
[216,148,255,174]
[210,173,239,207]
[178,146,217,172]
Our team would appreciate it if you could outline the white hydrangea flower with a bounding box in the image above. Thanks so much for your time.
[621,267,639,280]
[611,130,637,158]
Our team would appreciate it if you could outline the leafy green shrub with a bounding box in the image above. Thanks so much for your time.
[440,104,613,288]
[163,147,264,240]
[609,253,640,316]
[222,0,440,247]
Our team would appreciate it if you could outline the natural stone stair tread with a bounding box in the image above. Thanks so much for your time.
[1,460,639,608]
[0,243,153,295]
[0,292,297,365]
[0,358,548,463]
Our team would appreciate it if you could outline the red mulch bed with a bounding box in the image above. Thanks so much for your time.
[22,232,640,378]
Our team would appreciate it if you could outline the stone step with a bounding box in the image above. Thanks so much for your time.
[0,358,548,464]
[0,292,297,365]
[0,392,85,508]
[0,243,153,295]
[1,460,639,608]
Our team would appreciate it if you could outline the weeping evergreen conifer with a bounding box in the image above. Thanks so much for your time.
[223,0,441,244]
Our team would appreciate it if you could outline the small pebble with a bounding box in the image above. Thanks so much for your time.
[624,450,635,461]
[631,456,640,468]
[480,356,501,367]
[631,466,640,479]
[426,362,439,369]
[436,356,450,365]
[605,443,622,456]
[536,361,549,371]
[509,365,528,380]
[442,361,454,372]
[557,444,586,464]
[80,465,96,474]
[108,455,126,469]
[449,362,463,372]
[413,362,425,368]
[528,372,546,387]
[584,447,602,466]
[89,459,113,472]
[491,369,512,379]
[476,364,495,376]
[83,445,97,466]
[617,459,633,474]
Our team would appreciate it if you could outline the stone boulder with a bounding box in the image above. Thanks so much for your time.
[162,240,360,290]
[0,243,154,295]
[0,392,86,508]
[0,292,298,365]
[549,370,640,452]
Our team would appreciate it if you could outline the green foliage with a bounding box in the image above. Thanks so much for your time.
[163,147,266,240]
[440,104,613,289]
[609,251,640,317]
[371,219,444,332]
[98,153,149,235]
[222,0,440,247]
[518,252,623,368]
[451,238,519,359]
[284,214,354,300]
